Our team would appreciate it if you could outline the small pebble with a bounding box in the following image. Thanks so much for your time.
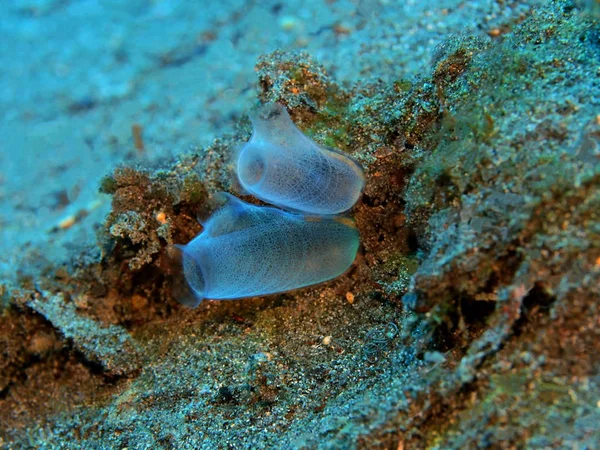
[346,292,355,304]
[58,215,76,230]
[156,211,167,224]
[279,16,298,31]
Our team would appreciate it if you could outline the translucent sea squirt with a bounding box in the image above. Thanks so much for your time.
[169,193,360,307]
[237,103,365,215]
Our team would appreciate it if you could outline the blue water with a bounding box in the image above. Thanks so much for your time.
[0,0,539,286]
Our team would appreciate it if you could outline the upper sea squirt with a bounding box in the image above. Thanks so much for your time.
[237,103,365,215]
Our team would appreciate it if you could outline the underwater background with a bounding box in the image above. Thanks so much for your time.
[1,0,599,448]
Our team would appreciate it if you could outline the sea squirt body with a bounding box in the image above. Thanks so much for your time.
[237,103,365,215]
[170,193,360,307]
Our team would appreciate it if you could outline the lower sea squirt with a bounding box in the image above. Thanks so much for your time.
[169,193,360,307]
[237,103,365,215]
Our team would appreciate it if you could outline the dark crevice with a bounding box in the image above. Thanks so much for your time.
[0,384,11,400]
[361,193,377,207]
[406,230,420,254]
[460,296,497,327]
[512,282,557,336]
[426,291,498,354]
[71,347,112,378]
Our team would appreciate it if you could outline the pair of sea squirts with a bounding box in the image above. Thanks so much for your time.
[171,103,365,307]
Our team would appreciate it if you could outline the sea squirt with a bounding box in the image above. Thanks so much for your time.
[169,193,360,307]
[237,103,365,215]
